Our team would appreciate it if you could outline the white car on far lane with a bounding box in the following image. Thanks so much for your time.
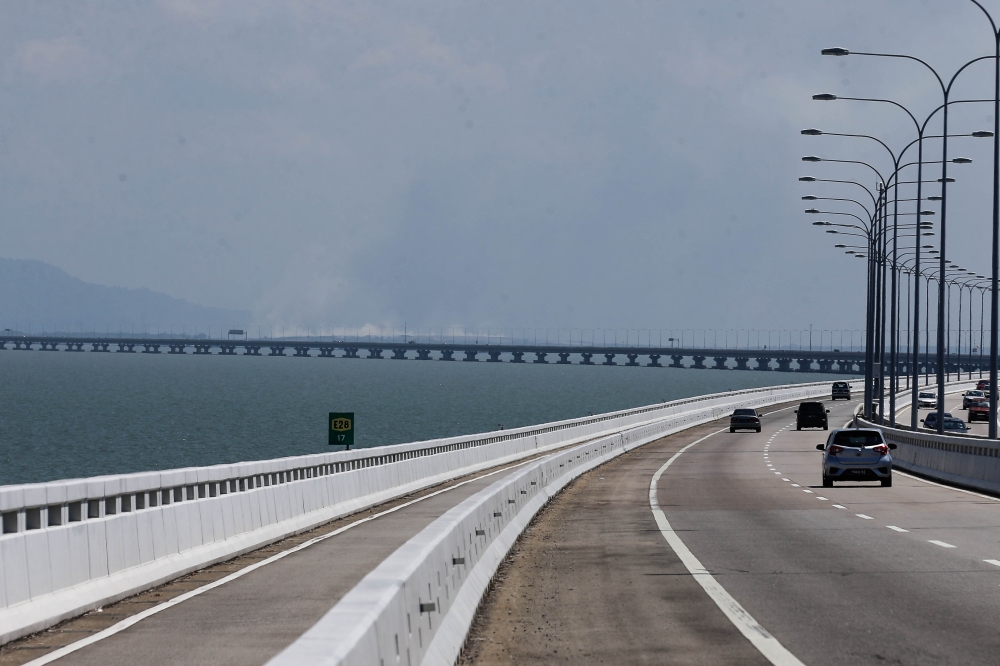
[917,392,937,409]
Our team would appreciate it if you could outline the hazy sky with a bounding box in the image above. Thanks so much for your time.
[2,0,1000,333]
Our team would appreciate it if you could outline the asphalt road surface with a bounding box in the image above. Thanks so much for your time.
[463,397,1000,665]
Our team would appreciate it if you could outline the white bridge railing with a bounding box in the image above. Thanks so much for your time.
[0,379,858,646]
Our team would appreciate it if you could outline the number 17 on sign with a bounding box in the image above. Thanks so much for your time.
[329,412,354,449]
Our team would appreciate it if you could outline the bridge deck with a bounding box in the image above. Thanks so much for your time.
[460,399,1000,664]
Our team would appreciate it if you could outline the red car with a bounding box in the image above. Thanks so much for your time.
[977,380,991,392]
[969,399,991,422]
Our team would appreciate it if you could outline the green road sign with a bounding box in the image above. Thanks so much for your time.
[329,412,355,449]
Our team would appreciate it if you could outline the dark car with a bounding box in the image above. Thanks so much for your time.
[796,402,829,430]
[831,381,851,400]
[920,411,953,430]
[730,408,762,433]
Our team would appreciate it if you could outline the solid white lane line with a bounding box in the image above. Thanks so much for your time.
[886,526,909,533]
[894,470,1000,503]
[19,457,538,666]
[929,540,956,548]
[649,428,805,666]
[984,559,1000,567]
[856,514,873,520]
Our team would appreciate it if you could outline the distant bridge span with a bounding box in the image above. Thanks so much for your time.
[0,334,899,372]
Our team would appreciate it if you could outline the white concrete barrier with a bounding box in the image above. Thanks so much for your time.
[0,378,857,645]
[859,381,1000,494]
[267,379,856,666]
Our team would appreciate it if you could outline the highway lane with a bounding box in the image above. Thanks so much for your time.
[1,456,551,666]
[464,397,1000,665]
[894,381,986,435]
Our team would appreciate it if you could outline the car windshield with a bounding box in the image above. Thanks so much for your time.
[833,382,847,388]
[832,431,883,447]
[733,409,756,416]
[919,393,935,399]
[967,391,984,397]
[943,419,967,430]
[799,403,824,413]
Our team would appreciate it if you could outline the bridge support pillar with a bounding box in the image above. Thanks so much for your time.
[463,350,479,361]
[817,359,834,373]
[268,346,286,356]
[755,357,772,371]
[245,345,262,356]
[343,347,359,359]
[219,345,237,355]
[117,343,135,353]
[66,342,85,352]
[367,348,384,359]
[416,349,432,360]
[797,358,814,372]
[195,344,213,355]
[392,349,407,360]
[712,356,728,370]
[776,358,793,372]
[168,344,186,354]
[670,354,684,368]
[603,353,617,366]
[440,349,455,361]
[92,342,110,352]
[647,354,662,367]
[580,352,594,365]
[317,347,335,357]
[533,352,548,363]
[510,351,525,363]
[557,352,571,364]
[626,354,640,366]
[489,350,503,362]
[735,357,750,370]
[692,355,706,369]
[40,341,59,351]
[141,343,161,354]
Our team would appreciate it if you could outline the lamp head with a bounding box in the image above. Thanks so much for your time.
[952,157,973,164]
[821,47,850,56]
[927,196,942,201]
[812,93,837,101]
[802,195,818,200]
[802,156,822,162]
[835,244,847,248]
[919,210,935,215]
[805,208,820,214]
[972,131,995,138]
[798,176,817,182]
[801,128,823,136]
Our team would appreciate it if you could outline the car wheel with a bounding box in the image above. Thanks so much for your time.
[881,477,892,488]
[822,476,833,488]
[756,427,761,433]
[796,425,801,431]
[730,428,735,433]
[823,425,828,430]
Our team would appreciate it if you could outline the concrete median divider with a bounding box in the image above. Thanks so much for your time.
[267,379,860,666]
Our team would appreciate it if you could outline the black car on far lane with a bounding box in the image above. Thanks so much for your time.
[730,408,762,433]
[795,402,829,430]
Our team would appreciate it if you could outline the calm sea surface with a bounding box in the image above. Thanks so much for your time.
[0,352,844,486]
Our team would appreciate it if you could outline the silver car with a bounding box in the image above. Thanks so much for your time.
[816,428,897,488]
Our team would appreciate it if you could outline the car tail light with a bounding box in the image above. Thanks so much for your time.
[829,445,845,456]
[872,444,888,455]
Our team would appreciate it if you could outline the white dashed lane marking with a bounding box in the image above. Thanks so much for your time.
[856,514,873,520]
[816,497,828,501]
[984,559,1000,567]
[832,505,847,509]
[887,526,908,533]
[929,540,957,549]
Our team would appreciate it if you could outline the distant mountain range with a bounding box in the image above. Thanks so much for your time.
[0,258,251,331]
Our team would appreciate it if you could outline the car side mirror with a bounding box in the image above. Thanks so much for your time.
[920,418,924,422]
[794,410,798,413]
[816,444,825,451]
[826,409,830,413]
[888,443,897,450]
